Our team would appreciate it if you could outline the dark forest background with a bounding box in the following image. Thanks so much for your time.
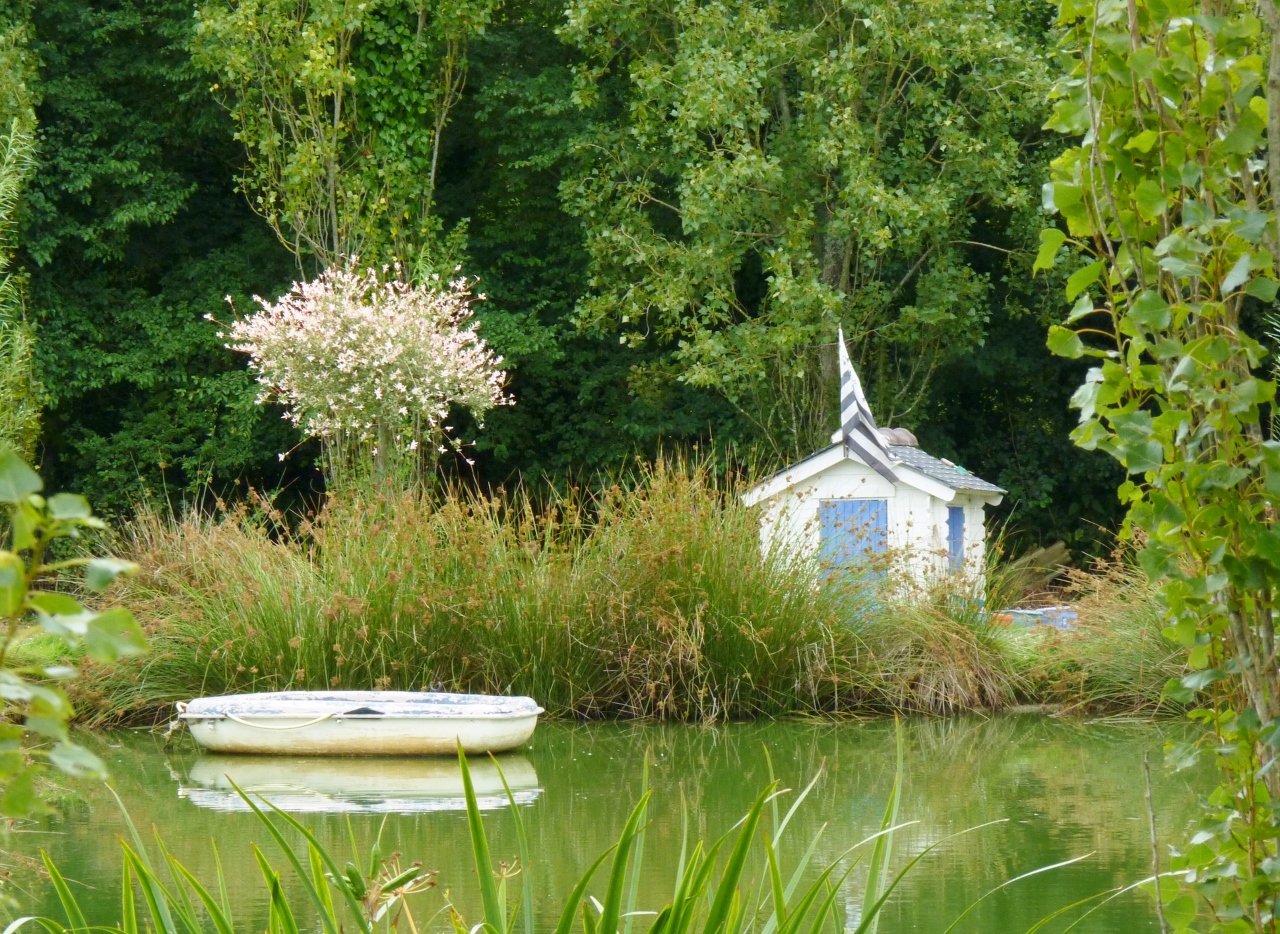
[16,0,1124,552]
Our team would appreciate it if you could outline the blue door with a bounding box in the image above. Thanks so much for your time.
[947,506,965,571]
[819,499,888,569]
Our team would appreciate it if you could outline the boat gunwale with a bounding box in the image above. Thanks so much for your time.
[178,690,544,723]
[178,709,544,721]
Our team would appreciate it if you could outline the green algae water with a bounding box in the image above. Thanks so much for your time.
[12,716,1210,933]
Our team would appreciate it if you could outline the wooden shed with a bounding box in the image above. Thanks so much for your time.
[742,429,1005,580]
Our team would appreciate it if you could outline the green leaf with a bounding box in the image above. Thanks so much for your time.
[494,756,536,934]
[122,860,138,934]
[27,592,84,616]
[1183,198,1212,226]
[1223,122,1262,154]
[3,767,46,818]
[1230,208,1270,242]
[49,742,107,779]
[42,848,88,928]
[1162,677,1194,703]
[551,850,615,934]
[1221,253,1252,295]
[1246,277,1279,301]
[1254,528,1280,568]
[227,781,360,934]
[10,502,38,551]
[1128,291,1171,330]
[459,745,507,934]
[25,715,69,741]
[0,447,40,503]
[46,493,92,521]
[1128,46,1157,78]
[1033,228,1067,271]
[85,558,140,591]
[1047,325,1084,359]
[1065,260,1104,301]
[257,847,303,934]
[1250,94,1269,125]
[1134,178,1167,220]
[1122,440,1164,474]
[0,551,23,618]
[1066,292,1094,323]
[1164,894,1196,929]
[1110,410,1153,444]
[83,607,147,662]
[1181,669,1227,692]
[703,785,775,934]
[1124,129,1159,152]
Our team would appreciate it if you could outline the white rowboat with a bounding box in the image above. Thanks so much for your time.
[178,691,543,755]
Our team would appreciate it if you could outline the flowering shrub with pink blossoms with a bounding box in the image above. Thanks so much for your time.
[221,266,508,478]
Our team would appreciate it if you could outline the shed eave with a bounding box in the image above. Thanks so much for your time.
[892,465,957,503]
[742,444,844,506]
[742,443,1004,507]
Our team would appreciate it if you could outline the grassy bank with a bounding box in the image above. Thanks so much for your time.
[66,462,1182,725]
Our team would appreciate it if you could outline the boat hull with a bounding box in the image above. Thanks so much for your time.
[178,691,543,756]
[188,713,539,755]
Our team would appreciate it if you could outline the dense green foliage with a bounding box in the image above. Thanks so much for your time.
[560,0,1052,459]
[1041,0,1280,927]
[0,7,37,458]
[11,0,1126,549]
[23,0,302,506]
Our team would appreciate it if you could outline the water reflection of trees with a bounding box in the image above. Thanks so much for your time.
[20,717,1209,932]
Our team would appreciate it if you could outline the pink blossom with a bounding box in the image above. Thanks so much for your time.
[227,265,510,453]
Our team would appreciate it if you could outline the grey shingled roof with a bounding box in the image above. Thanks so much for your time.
[887,445,1005,494]
[754,442,1004,494]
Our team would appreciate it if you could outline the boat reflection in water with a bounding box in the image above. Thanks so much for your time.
[176,754,541,813]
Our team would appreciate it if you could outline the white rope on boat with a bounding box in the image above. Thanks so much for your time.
[223,711,338,730]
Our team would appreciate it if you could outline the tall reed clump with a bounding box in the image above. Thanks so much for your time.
[1009,556,1183,714]
[77,461,877,724]
[856,563,1026,713]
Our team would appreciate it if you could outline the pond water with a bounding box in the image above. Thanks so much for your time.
[13,716,1212,933]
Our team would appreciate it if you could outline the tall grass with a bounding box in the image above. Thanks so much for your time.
[1010,556,1182,713]
[79,462,879,724]
[68,460,1183,725]
[857,563,1027,714]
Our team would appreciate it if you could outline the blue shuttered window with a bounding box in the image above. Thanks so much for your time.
[819,499,888,569]
[947,506,965,571]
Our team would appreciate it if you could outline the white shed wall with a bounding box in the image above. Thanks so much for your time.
[757,458,989,581]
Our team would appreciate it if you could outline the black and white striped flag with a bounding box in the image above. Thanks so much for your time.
[838,327,898,483]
